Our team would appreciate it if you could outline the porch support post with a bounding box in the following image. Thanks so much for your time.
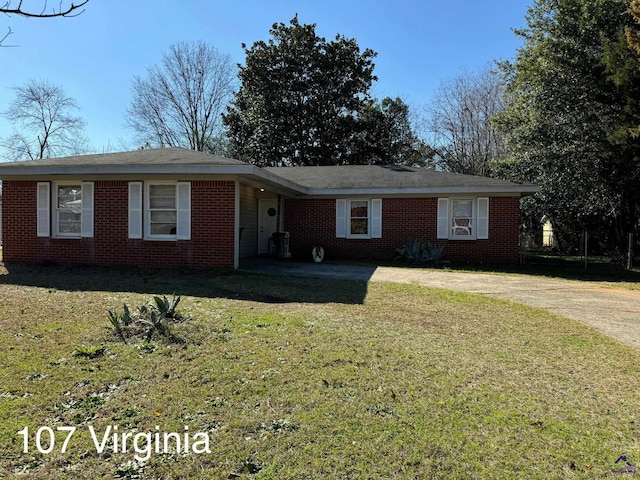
[276,194,282,233]
[584,230,588,270]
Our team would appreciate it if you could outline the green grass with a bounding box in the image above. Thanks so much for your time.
[377,254,640,291]
[0,262,639,479]
[333,252,640,290]
[449,254,640,287]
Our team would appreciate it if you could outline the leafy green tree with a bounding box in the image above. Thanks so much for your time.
[602,29,640,251]
[352,97,435,166]
[223,16,377,166]
[621,0,640,137]
[626,0,640,54]
[497,0,640,252]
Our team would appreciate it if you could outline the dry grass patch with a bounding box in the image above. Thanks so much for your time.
[0,263,638,479]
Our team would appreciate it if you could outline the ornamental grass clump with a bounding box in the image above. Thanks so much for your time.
[395,238,446,265]
[107,294,187,344]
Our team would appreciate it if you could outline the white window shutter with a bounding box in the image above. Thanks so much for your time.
[371,198,382,238]
[477,197,489,240]
[128,182,143,239]
[80,182,94,238]
[437,198,449,239]
[336,199,347,238]
[37,182,50,237]
[176,182,191,240]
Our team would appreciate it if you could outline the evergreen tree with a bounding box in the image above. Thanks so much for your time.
[626,0,640,54]
[352,97,434,166]
[223,17,377,166]
[497,0,640,252]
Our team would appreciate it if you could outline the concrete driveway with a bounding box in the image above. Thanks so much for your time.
[243,260,640,349]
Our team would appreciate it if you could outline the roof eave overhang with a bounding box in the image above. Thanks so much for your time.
[0,164,538,197]
[242,167,309,196]
[0,164,255,177]
[304,185,540,196]
[0,164,309,196]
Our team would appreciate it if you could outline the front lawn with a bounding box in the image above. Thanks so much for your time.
[0,263,638,479]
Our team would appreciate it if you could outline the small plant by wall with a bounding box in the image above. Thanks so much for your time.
[395,238,446,265]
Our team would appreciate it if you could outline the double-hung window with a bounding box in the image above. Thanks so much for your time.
[437,197,489,240]
[349,200,369,237]
[55,184,82,236]
[37,182,94,238]
[336,198,382,239]
[451,199,474,238]
[147,184,178,237]
[129,181,191,240]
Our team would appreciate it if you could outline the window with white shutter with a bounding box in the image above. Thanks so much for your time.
[143,181,191,240]
[437,197,489,240]
[336,199,347,238]
[437,198,449,239]
[37,182,50,237]
[176,182,191,240]
[336,198,383,239]
[81,182,94,238]
[128,182,143,239]
[476,197,489,240]
[46,182,93,238]
[370,199,382,239]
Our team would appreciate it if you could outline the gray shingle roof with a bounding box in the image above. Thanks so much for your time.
[0,147,246,168]
[0,148,537,195]
[265,164,534,192]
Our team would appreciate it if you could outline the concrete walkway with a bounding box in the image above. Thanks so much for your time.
[243,260,640,349]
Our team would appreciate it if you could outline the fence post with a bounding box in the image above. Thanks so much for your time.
[628,233,634,270]
[584,230,588,270]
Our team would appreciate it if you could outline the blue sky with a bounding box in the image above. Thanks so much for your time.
[0,0,531,154]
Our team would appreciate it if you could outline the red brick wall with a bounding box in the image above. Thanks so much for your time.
[1,180,236,268]
[283,196,521,264]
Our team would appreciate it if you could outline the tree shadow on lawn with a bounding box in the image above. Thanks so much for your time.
[449,255,640,283]
[352,254,640,284]
[0,261,369,305]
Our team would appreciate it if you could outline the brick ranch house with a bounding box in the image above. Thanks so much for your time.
[0,148,537,268]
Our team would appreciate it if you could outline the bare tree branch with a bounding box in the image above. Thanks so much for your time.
[126,40,237,152]
[0,25,16,46]
[0,0,89,18]
[1,1,88,46]
[0,79,90,160]
[422,67,508,176]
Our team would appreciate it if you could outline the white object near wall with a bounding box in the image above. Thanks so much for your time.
[312,246,325,263]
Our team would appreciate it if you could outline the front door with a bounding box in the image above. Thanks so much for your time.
[258,199,279,254]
